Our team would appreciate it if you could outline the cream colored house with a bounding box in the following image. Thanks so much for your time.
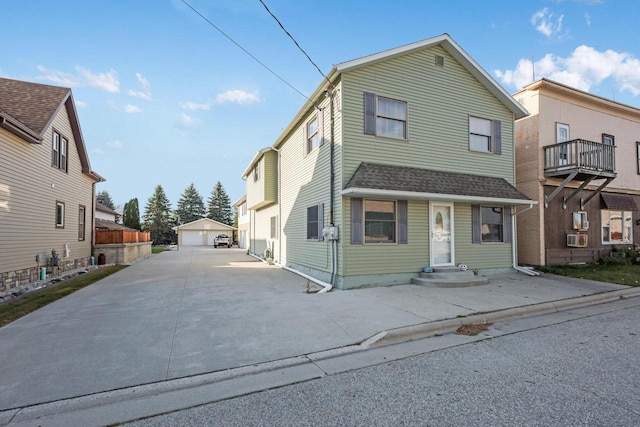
[232,195,250,249]
[0,77,103,289]
[173,218,236,246]
[514,79,640,266]
[242,34,533,289]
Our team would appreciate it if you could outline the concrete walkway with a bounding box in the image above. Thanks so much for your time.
[0,247,635,415]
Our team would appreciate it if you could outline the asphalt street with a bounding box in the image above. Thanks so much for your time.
[125,298,640,426]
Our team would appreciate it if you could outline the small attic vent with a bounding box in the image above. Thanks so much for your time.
[435,55,444,67]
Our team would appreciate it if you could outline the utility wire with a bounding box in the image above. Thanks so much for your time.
[258,0,332,88]
[181,0,309,101]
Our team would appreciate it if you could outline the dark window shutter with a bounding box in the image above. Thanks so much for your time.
[493,120,502,155]
[303,120,309,156]
[472,205,481,244]
[504,206,513,243]
[351,198,363,244]
[318,109,325,146]
[364,92,376,135]
[397,200,408,244]
[318,203,324,241]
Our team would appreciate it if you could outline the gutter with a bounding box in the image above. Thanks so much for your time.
[249,253,332,293]
[512,203,540,276]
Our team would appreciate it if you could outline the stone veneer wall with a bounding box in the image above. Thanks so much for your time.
[0,256,92,292]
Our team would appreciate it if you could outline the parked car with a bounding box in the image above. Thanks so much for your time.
[214,233,232,248]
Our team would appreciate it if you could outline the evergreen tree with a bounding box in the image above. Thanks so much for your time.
[96,190,115,210]
[123,198,141,230]
[142,185,173,244]
[175,183,206,224]
[207,181,232,225]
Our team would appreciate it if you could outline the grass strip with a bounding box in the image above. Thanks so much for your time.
[0,265,128,328]
[537,263,640,287]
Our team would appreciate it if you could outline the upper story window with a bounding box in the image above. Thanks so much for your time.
[602,134,615,146]
[470,117,501,154]
[52,131,68,172]
[252,162,260,182]
[364,92,407,139]
[303,110,324,156]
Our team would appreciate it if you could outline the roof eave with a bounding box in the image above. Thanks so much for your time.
[241,146,276,179]
[342,187,536,206]
[336,34,529,120]
[0,114,42,143]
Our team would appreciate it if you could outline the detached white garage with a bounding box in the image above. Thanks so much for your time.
[174,218,236,246]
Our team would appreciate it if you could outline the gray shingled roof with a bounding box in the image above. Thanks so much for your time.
[344,162,530,201]
[0,77,70,137]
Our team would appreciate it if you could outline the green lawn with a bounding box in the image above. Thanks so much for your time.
[537,263,640,287]
[0,265,127,328]
[152,246,165,254]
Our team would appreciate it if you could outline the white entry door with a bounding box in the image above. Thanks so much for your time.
[430,203,454,266]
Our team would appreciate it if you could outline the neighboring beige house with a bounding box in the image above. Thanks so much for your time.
[173,218,236,246]
[514,78,640,266]
[232,195,250,249]
[0,77,104,289]
[242,34,533,289]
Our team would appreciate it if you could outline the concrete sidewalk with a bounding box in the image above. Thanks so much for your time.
[0,247,638,421]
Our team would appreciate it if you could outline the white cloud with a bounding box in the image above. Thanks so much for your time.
[107,140,123,149]
[180,101,212,111]
[127,73,152,100]
[585,12,591,26]
[75,100,88,108]
[215,90,261,104]
[124,104,143,113]
[36,65,120,93]
[175,113,201,129]
[90,148,105,155]
[531,8,564,38]
[495,45,640,96]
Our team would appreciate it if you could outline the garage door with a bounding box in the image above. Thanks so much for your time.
[181,230,205,246]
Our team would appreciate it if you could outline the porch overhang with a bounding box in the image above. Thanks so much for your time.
[343,162,535,207]
[342,187,536,206]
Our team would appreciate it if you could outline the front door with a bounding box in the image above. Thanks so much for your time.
[431,203,454,266]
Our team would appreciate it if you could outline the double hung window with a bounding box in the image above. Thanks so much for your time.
[364,93,407,139]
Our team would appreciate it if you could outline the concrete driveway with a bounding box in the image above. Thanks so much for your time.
[0,246,630,411]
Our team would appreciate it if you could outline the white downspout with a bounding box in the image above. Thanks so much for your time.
[249,252,332,293]
[512,203,540,276]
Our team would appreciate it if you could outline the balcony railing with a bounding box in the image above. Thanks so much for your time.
[544,139,616,178]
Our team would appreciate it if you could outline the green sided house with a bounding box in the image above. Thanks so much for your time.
[242,34,534,289]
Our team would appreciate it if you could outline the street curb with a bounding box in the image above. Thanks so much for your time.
[2,288,639,426]
[369,287,640,347]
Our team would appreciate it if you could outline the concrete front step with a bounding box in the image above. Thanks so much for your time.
[412,268,489,288]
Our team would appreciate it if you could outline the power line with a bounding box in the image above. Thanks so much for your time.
[181,0,309,101]
[258,0,332,88]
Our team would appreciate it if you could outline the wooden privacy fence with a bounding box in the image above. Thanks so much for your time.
[95,230,151,244]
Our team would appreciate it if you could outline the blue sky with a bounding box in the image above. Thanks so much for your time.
[2,0,639,211]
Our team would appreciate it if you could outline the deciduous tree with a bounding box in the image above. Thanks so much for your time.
[123,198,141,230]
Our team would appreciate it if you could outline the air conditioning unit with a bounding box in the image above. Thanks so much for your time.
[567,234,588,247]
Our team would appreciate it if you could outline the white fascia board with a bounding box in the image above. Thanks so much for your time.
[241,147,274,179]
[335,34,528,120]
[342,188,537,206]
